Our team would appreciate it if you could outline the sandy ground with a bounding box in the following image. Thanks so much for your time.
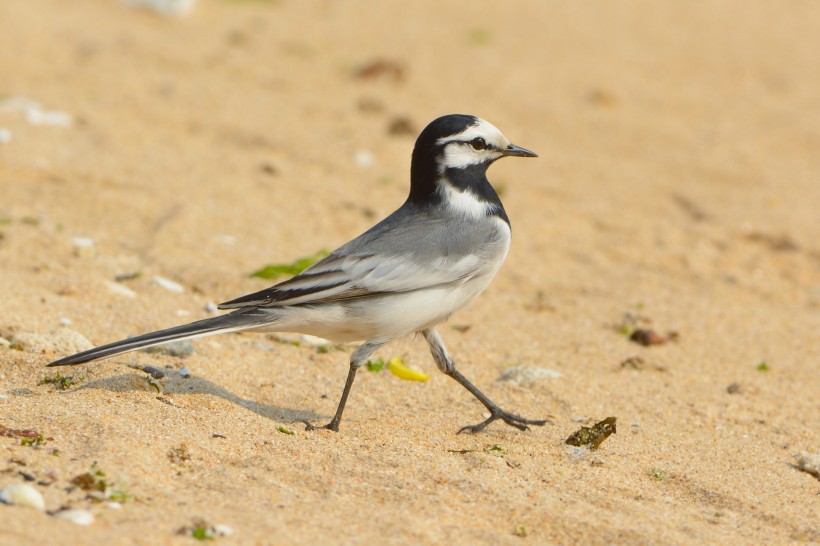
[1,0,819,544]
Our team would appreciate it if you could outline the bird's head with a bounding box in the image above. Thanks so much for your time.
[409,114,536,203]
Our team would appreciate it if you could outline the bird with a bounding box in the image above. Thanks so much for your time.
[49,114,548,434]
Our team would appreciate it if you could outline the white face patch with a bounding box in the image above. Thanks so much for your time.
[437,179,499,219]
[436,118,513,171]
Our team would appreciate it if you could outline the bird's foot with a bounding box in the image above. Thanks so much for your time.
[299,419,340,432]
[457,408,552,434]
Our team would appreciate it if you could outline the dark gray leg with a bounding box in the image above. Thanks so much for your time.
[302,340,384,432]
[423,328,550,434]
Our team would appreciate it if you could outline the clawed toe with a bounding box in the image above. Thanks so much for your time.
[457,410,551,434]
[299,419,340,432]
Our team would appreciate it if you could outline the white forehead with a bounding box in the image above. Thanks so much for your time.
[435,118,511,148]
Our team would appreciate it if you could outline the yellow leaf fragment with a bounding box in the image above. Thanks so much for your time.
[387,357,429,382]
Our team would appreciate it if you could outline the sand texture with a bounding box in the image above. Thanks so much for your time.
[1,1,818,544]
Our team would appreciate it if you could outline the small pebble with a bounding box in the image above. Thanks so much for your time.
[203,301,218,314]
[726,382,742,394]
[629,329,667,346]
[53,508,95,525]
[354,150,374,168]
[152,276,185,293]
[0,484,46,511]
[10,328,93,354]
[497,365,562,385]
[71,237,95,258]
[142,366,166,379]
[387,116,417,136]
[0,128,11,143]
[179,366,191,378]
[792,452,820,480]
[59,317,72,326]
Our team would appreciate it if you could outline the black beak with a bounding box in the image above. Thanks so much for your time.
[501,143,538,158]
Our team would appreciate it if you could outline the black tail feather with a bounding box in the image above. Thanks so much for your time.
[48,311,266,367]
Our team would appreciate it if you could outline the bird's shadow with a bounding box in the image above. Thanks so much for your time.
[69,369,323,425]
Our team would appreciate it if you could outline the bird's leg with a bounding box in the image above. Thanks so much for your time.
[302,340,384,432]
[423,328,550,434]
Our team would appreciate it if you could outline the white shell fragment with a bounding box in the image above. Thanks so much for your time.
[0,128,11,143]
[0,97,72,128]
[299,334,332,347]
[123,0,197,16]
[497,365,562,385]
[152,276,185,293]
[211,524,235,537]
[54,508,95,525]
[105,280,138,299]
[564,445,591,462]
[0,484,46,511]
[26,108,72,127]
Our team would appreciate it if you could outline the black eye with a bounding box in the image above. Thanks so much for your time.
[469,137,487,150]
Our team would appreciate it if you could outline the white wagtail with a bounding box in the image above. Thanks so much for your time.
[49,114,547,433]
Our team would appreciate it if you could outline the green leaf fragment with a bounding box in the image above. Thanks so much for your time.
[21,435,47,447]
[108,489,132,502]
[277,426,295,436]
[38,372,84,390]
[483,444,506,456]
[513,525,528,537]
[192,526,213,540]
[565,417,617,450]
[468,28,492,45]
[250,250,329,280]
[366,357,385,372]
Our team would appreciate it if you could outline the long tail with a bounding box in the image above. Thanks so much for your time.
[48,310,270,367]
